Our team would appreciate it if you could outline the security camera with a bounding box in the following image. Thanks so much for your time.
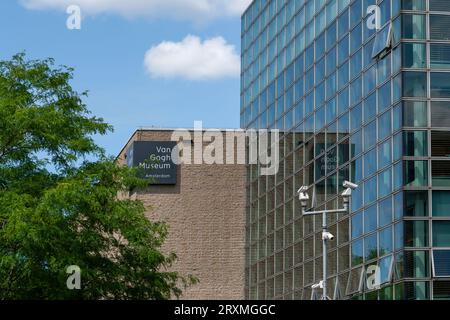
[297,186,309,194]
[322,232,335,241]
[299,192,310,201]
[299,192,309,209]
[343,181,358,190]
[312,281,324,289]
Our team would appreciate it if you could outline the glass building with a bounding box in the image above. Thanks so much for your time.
[241,0,450,300]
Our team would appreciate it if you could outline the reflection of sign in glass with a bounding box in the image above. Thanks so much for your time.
[126,141,177,185]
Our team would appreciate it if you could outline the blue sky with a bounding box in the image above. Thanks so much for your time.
[0,0,249,156]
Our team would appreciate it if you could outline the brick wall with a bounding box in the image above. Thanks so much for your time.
[118,129,247,300]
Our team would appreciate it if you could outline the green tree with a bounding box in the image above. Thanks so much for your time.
[0,53,195,300]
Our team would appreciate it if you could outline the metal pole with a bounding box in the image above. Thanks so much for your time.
[322,210,327,300]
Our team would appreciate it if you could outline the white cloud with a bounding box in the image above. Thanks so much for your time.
[144,35,240,80]
[19,0,252,20]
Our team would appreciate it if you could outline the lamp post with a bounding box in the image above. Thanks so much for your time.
[298,181,358,300]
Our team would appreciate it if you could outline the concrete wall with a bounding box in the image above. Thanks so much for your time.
[118,129,247,300]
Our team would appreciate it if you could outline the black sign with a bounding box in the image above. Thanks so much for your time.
[126,141,177,185]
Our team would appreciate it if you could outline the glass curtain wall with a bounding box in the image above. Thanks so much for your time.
[242,0,450,300]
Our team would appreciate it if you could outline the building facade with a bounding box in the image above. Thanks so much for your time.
[241,0,450,300]
[118,129,247,300]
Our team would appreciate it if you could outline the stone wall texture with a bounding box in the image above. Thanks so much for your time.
[118,129,247,300]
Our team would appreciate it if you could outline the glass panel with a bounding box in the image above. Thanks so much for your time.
[405,191,428,217]
[404,160,428,187]
[379,111,391,141]
[378,168,392,198]
[433,221,450,247]
[364,234,378,261]
[364,149,377,177]
[402,14,426,39]
[378,139,392,169]
[379,255,393,284]
[431,101,450,127]
[364,176,377,205]
[433,191,450,217]
[351,240,364,266]
[432,160,450,187]
[379,197,393,227]
[379,227,393,256]
[404,250,429,278]
[404,220,429,247]
[405,281,429,300]
[431,131,450,157]
[433,281,450,300]
[402,72,427,97]
[364,205,377,233]
[394,222,404,251]
[364,121,377,149]
[431,43,450,69]
[430,0,450,11]
[403,131,428,157]
[352,212,363,239]
[402,0,426,10]
[431,72,450,97]
[350,103,362,132]
[372,24,393,59]
[433,251,450,277]
[403,43,426,68]
[430,14,450,40]
[403,101,427,127]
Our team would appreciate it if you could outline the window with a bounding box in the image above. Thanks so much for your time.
[433,251,450,277]
[430,14,450,40]
[364,205,377,233]
[431,131,450,157]
[364,177,377,205]
[431,72,450,97]
[433,221,450,247]
[403,72,427,97]
[364,92,376,122]
[433,191,450,217]
[405,220,429,247]
[379,255,394,284]
[431,44,450,69]
[404,131,428,157]
[403,0,426,10]
[378,81,391,112]
[379,139,392,169]
[403,14,426,39]
[352,212,363,239]
[364,149,377,177]
[380,197,393,227]
[433,281,450,300]
[404,250,429,278]
[379,169,392,198]
[403,43,426,69]
[364,234,378,261]
[404,160,428,187]
[394,222,404,251]
[431,101,450,127]
[364,121,377,149]
[403,101,427,127]
[430,0,450,11]
[379,111,391,140]
[378,55,391,85]
[404,281,430,300]
[432,160,450,186]
[350,103,362,132]
[352,240,364,266]
[379,227,393,255]
[372,23,393,59]
[405,191,428,217]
